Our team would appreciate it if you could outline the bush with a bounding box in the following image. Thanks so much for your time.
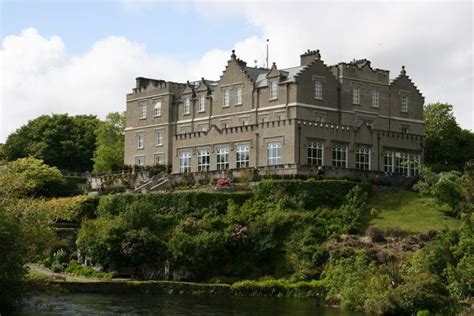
[255,179,370,210]
[367,225,385,243]
[231,279,325,298]
[65,260,113,279]
[44,195,99,223]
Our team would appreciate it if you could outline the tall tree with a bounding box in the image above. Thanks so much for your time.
[424,103,474,171]
[92,112,125,172]
[4,114,100,171]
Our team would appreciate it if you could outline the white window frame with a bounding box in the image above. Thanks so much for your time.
[352,87,360,105]
[356,147,371,171]
[179,151,191,173]
[384,151,394,173]
[223,89,230,107]
[135,156,145,167]
[154,101,162,116]
[139,102,147,119]
[372,90,379,108]
[332,144,347,168]
[410,154,420,177]
[235,87,242,105]
[401,95,408,112]
[267,142,282,166]
[183,97,190,114]
[395,152,410,176]
[314,81,323,100]
[154,154,163,166]
[198,95,205,112]
[269,81,278,99]
[217,147,230,171]
[236,144,250,168]
[137,134,145,149]
[307,142,323,166]
[156,130,164,146]
[197,149,210,172]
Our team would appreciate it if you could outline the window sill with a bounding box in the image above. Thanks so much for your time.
[235,103,242,106]
[156,144,164,147]
[154,115,162,118]
[222,105,230,108]
[137,147,144,150]
[269,98,278,101]
[183,113,191,116]
[139,117,147,120]
[198,110,206,113]
[314,98,323,101]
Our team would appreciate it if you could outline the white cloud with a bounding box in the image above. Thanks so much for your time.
[1,1,472,143]
[0,27,236,142]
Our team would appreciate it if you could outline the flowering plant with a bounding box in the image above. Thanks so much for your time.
[216,178,232,186]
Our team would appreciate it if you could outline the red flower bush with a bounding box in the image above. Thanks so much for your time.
[216,178,232,186]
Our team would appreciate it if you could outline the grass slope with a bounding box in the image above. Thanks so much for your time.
[368,191,461,232]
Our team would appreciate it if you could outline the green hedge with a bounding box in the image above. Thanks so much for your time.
[231,279,326,298]
[44,195,99,223]
[255,179,370,209]
[97,191,254,217]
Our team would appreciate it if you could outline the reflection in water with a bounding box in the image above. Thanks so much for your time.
[21,293,362,315]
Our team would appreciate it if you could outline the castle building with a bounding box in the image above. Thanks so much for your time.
[124,49,424,177]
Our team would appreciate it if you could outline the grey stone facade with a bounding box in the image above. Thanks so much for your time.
[124,49,425,177]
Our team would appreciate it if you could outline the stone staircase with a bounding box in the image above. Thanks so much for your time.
[134,172,170,193]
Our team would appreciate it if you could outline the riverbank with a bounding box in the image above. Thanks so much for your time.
[27,265,325,299]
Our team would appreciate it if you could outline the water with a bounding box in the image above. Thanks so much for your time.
[21,293,362,315]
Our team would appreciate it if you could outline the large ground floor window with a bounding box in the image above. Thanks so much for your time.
[356,147,371,170]
[198,149,210,172]
[307,142,323,166]
[332,144,347,168]
[217,147,230,170]
[267,142,282,166]
[179,151,191,173]
[236,144,250,168]
[384,151,420,176]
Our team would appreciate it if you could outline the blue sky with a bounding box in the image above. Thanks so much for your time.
[0,0,472,142]
[1,0,259,58]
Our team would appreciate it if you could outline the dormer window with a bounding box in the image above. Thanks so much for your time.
[352,87,360,105]
[314,81,323,100]
[199,95,205,112]
[235,87,242,105]
[223,89,230,107]
[183,97,190,114]
[372,90,379,108]
[154,101,162,116]
[401,95,409,112]
[270,81,278,99]
[139,102,147,119]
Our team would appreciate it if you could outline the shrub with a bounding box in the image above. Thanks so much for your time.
[65,260,113,279]
[231,279,325,298]
[44,195,99,223]
[367,225,385,243]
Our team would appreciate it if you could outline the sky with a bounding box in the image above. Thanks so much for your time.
[0,0,473,142]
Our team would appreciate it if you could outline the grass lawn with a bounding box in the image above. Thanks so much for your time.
[367,190,462,232]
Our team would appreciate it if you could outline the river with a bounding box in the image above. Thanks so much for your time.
[21,293,363,315]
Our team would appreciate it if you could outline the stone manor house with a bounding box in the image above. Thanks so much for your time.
[124,49,424,177]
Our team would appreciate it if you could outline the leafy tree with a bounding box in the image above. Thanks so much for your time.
[424,103,474,171]
[93,112,125,172]
[0,206,27,314]
[0,157,66,198]
[4,114,101,171]
[0,143,6,161]
[415,167,466,217]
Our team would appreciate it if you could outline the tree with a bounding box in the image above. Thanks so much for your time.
[0,206,27,314]
[92,112,125,172]
[415,167,465,217]
[424,103,474,171]
[0,157,66,198]
[4,114,101,171]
